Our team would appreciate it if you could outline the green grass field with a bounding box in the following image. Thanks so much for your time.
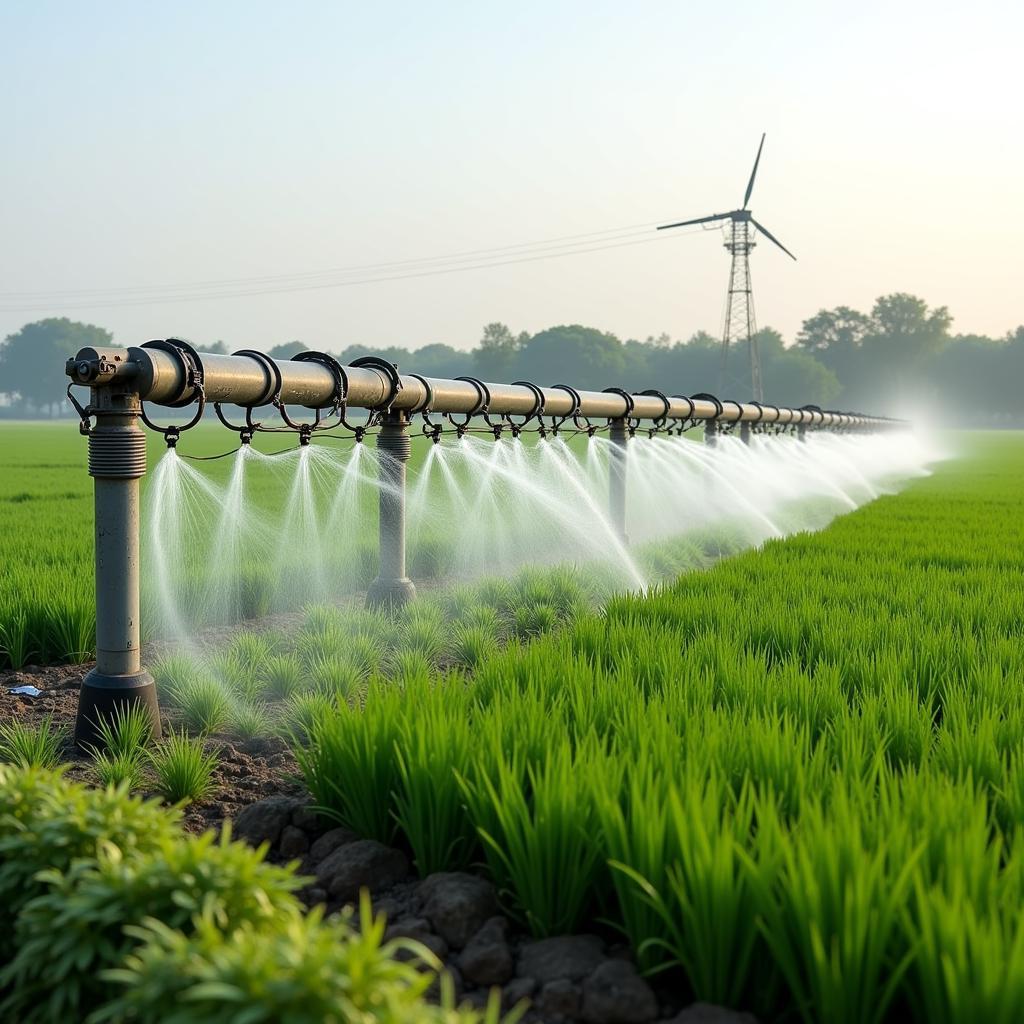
[0,420,777,668]
[4,426,1024,1020]
[274,431,1022,1022]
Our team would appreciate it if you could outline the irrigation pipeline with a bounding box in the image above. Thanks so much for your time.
[63,341,902,749]
[66,343,898,432]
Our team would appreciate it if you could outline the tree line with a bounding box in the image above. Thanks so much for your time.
[2,293,1021,422]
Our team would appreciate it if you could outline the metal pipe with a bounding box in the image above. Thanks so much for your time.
[74,385,161,748]
[66,346,898,431]
[366,411,416,608]
[607,418,629,543]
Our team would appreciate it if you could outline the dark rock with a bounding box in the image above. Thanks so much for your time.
[459,916,514,986]
[663,1005,760,1024]
[385,917,449,960]
[303,887,328,906]
[418,872,498,950]
[315,839,410,901]
[279,825,310,857]
[537,978,582,1018]
[581,960,658,1024]
[518,934,606,985]
[309,826,359,863]
[291,804,321,832]
[233,795,301,847]
[426,964,464,1002]
[503,976,537,1011]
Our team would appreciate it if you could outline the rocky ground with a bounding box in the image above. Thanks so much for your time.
[2,667,757,1024]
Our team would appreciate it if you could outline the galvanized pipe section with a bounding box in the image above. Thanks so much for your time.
[75,387,161,748]
[366,411,416,609]
[608,418,630,544]
[67,346,898,431]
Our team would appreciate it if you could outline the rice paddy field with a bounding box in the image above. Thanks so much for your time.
[3,424,1024,1022]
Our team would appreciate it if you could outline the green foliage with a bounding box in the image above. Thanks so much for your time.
[290,436,1024,1021]
[88,702,153,758]
[95,896,516,1024]
[92,750,147,789]
[0,714,67,769]
[0,765,177,961]
[229,700,271,740]
[1,828,299,1023]
[176,674,232,734]
[0,767,481,1024]
[148,731,219,804]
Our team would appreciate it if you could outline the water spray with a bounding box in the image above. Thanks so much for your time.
[64,342,901,744]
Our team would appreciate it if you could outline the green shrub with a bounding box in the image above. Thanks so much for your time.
[88,703,152,759]
[92,750,147,789]
[1,828,299,1024]
[262,652,307,700]
[151,653,203,706]
[0,766,176,960]
[148,731,219,804]
[0,715,67,769]
[176,675,232,734]
[94,895,517,1024]
[229,701,271,740]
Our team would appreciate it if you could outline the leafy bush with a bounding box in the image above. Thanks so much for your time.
[0,765,176,960]
[1,828,299,1023]
[94,896,516,1024]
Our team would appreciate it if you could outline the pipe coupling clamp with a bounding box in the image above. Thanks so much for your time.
[88,428,147,479]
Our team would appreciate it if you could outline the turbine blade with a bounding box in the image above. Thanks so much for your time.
[751,218,796,260]
[743,133,766,208]
[657,212,731,231]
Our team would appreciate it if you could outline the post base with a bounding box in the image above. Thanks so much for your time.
[366,576,417,610]
[75,668,161,749]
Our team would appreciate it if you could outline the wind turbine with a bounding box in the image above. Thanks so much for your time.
[658,134,795,402]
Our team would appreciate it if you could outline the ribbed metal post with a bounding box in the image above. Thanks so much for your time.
[75,387,161,748]
[740,422,751,446]
[367,411,416,608]
[705,419,719,447]
[608,418,629,544]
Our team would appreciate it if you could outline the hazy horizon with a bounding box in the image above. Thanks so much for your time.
[2,0,1019,352]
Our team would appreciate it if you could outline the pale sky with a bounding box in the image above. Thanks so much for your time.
[1,0,1020,352]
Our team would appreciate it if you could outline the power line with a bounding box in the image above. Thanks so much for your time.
[0,225,705,313]
[0,219,668,302]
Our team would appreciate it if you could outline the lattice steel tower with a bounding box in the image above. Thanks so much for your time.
[658,134,795,403]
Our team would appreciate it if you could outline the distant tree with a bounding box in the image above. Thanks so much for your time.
[761,348,841,407]
[514,325,624,391]
[795,307,872,355]
[0,318,113,416]
[473,322,522,381]
[411,343,472,378]
[267,341,305,360]
[685,330,720,350]
[205,340,229,354]
[864,293,952,365]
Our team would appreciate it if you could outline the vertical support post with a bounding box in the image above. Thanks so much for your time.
[704,419,719,447]
[75,387,161,747]
[797,421,808,443]
[367,410,417,608]
[740,422,751,445]
[608,417,629,545]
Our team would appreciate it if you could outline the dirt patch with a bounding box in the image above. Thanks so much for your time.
[0,665,302,835]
